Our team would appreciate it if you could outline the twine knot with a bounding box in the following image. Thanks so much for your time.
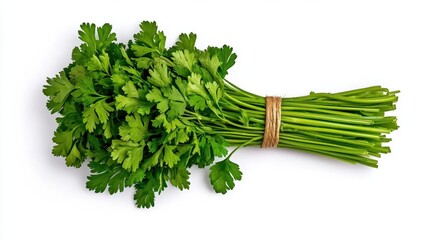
[262,96,282,148]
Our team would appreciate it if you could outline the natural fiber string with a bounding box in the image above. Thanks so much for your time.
[262,96,282,148]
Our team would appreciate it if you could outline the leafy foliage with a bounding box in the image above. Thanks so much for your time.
[209,159,242,194]
[44,21,240,208]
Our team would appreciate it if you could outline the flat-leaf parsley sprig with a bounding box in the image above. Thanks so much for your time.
[43,21,399,208]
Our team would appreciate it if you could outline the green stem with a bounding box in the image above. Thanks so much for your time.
[196,82,398,167]
[225,136,263,160]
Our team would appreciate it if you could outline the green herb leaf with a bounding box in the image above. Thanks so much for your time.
[163,145,180,168]
[148,61,172,87]
[83,100,113,132]
[209,159,242,194]
[119,114,148,143]
[134,178,156,208]
[111,140,144,172]
[43,71,75,113]
[169,166,190,190]
[174,33,197,52]
[208,45,237,78]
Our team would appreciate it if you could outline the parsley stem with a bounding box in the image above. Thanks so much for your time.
[225,136,263,160]
[224,93,265,111]
[199,80,397,167]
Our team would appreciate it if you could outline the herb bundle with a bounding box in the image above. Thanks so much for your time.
[43,21,399,208]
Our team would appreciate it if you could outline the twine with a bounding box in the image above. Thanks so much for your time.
[262,96,282,148]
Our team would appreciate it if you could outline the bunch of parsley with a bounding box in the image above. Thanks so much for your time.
[44,21,398,208]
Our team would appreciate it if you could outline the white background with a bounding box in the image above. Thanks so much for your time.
[1,0,428,239]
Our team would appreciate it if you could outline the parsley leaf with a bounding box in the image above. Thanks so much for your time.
[52,129,74,157]
[169,166,190,190]
[111,140,144,172]
[188,95,207,111]
[65,142,85,167]
[169,156,190,190]
[134,177,156,208]
[208,45,237,78]
[148,61,172,87]
[43,71,75,113]
[173,33,197,52]
[134,170,168,208]
[86,161,146,194]
[119,114,148,143]
[172,50,196,72]
[78,23,97,52]
[199,52,222,80]
[86,161,117,193]
[209,159,243,194]
[163,145,180,168]
[79,23,117,53]
[96,23,117,50]
[133,21,166,55]
[82,100,114,132]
